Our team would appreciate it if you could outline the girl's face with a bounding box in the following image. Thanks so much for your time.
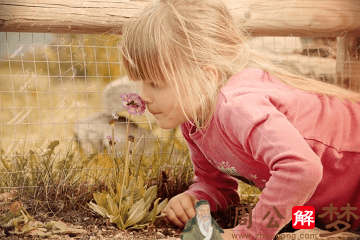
[139,80,190,129]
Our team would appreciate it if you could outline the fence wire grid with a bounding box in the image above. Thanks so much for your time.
[0,33,359,190]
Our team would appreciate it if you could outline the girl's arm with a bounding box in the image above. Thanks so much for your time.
[161,122,240,228]
[180,121,241,213]
[219,93,323,239]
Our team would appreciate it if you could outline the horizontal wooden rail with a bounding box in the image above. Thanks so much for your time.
[0,0,359,37]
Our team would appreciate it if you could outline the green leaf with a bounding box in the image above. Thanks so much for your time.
[129,175,135,186]
[113,193,120,206]
[115,182,125,204]
[100,192,108,204]
[126,198,145,219]
[142,198,168,224]
[125,207,148,228]
[140,186,146,197]
[143,185,157,203]
[140,198,160,224]
[137,175,144,188]
[142,193,155,219]
[109,186,116,199]
[45,221,55,229]
[125,177,137,196]
[155,213,167,222]
[156,198,168,215]
[110,214,125,230]
[132,187,142,203]
[1,212,27,228]
[124,188,134,205]
[120,195,132,222]
[93,192,102,204]
[150,198,160,223]
[124,199,147,228]
[21,209,33,222]
[93,192,108,212]
[128,223,149,230]
[116,182,124,197]
[88,202,108,217]
[127,198,145,218]
[106,194,119,216]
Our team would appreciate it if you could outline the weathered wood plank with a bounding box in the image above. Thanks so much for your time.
[0,0,359,36]
[231,0,360,37]
[336,34,360,89]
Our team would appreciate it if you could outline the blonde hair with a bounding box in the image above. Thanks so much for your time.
[120,0,360,132]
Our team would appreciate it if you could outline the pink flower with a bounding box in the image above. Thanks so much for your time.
[120,93,146,116]
[107,135,119,145]
[109,113,121,125]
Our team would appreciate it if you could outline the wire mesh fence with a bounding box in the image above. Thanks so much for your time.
[0,33,192,194]
[0,33,359,192]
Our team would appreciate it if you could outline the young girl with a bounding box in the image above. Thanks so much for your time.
[119,0,360,239]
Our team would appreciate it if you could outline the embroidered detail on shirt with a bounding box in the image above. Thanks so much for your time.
[208,160,257,187]
[250,174,258,179]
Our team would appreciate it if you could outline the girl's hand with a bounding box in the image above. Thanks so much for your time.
[161,192,199,228]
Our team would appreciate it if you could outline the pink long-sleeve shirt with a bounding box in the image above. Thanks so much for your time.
[181,68,360,239]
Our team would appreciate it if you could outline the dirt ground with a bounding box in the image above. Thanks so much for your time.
[0,206,183,240]
[1,205,360,240]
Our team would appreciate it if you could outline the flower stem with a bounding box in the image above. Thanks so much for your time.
[119,113,131,209]
[111,124,116,178]
[124,113,131,186]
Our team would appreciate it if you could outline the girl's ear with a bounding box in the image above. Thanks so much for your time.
[203,65,220,85]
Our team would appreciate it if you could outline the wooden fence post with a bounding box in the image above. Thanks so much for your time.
[336,34,360,91]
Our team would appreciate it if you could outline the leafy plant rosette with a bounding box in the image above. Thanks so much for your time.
[88,93,168,230]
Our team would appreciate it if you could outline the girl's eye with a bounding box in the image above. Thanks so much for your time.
[150,82,158,88]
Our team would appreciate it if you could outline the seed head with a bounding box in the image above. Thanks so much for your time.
[128,135,135,142]
[109,113,121,125]
[107,135,119,145]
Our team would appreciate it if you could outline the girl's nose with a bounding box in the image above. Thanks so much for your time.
[139,82,152,104]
